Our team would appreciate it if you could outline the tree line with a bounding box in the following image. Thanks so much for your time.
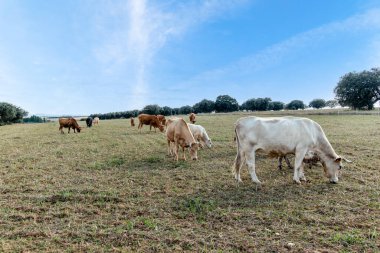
[90,96,341,120]
[90,67,379,120]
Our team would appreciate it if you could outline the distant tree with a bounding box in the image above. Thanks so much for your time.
[0,102,28,125]
[334,68,380,110]
[255,97,272,111]
[215,95,239,112]
[286,100,305,110]
[23,115,44,123]
[142,104,161,115]
[160,106,173,116]
[240,98,256,111]
[325,99,338,108]
[193,99,215,113]
[269,101,285,111]
[309,99,326,109]
[179,105,193,115]
[172,108,180,115]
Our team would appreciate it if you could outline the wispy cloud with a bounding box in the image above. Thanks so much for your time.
[93,0,249,109]
[173,8,380,92]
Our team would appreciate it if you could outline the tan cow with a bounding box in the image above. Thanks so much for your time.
[138,114,164,133]
[189,113,196,124]
[59,118,81,134]
[166,118,199,161]
[93,117,100,125]
[131,117,135,127]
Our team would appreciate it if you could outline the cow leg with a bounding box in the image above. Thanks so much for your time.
[278,156,283,170]
[293,149,307,184]
[68,127,71,133]
[285,156,293,169]
[182,146,186,160]
[298,165,306,181]
[167,140,172,156]
[59,126,64,134]
[246,151,261,184]
[174,143,179,161]
[233,146,245,183]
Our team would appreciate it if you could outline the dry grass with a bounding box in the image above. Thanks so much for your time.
[0,112,379,252]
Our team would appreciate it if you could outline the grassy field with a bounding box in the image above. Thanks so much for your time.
[0,112,379,252]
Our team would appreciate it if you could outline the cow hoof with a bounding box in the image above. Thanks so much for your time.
[252,180,262,185]
[293,179,301,184]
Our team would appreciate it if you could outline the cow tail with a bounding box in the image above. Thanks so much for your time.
[233,126,243,177]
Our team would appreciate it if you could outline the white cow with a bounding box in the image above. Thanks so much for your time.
[188,124,212,148]
[233,116,351,184]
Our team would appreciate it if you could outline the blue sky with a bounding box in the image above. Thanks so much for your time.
[1,0,380,115]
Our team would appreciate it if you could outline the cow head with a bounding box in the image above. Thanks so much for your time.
[189,142,199,160]
[77,127,82,133]
[205,138,212,148]
[158,124,165,132]
[322,157,341,183]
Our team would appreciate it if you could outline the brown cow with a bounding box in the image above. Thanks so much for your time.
[59,118,81,134]
[131,117,135,127]
[157,114,166,126]
[189,113,196,124]
[138,114,164,133]
[166,118,199,161]
[150,114,166,131]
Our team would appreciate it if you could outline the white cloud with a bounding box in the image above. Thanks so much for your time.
[92,0,250,109]
[173,8,380,91]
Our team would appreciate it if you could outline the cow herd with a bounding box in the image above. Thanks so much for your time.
[58,114,351,184]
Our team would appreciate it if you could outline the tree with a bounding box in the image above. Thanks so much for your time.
[255,97,271,111]
[193,99,215,113]
[215,95,239,112]
[179,105,193,115]
[240,98,256,111]
[334,68,380,110]
[23,115,44,123]
[325,99,338,108]
[309,99,326,109]
[269,101,284,111]
[160,106,173,116]
[142,104,161,115]
[0,102,28,125]
[286,100,305,110]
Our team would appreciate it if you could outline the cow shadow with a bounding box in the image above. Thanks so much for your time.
[171,174,339,212]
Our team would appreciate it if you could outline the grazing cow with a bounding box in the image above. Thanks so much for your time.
[278,151,320,170]
[59,118,81,134]
[189,113,196,124]
[188,123,212,148]
[131,117,135,127]
[166,118,199,161]
[233,116,351,184]
[150,114,166,131]
[138,114,164,133]
[93,117,100,125]
[86,117,93,128]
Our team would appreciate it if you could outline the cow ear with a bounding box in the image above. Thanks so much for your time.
[335,157,341,162]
